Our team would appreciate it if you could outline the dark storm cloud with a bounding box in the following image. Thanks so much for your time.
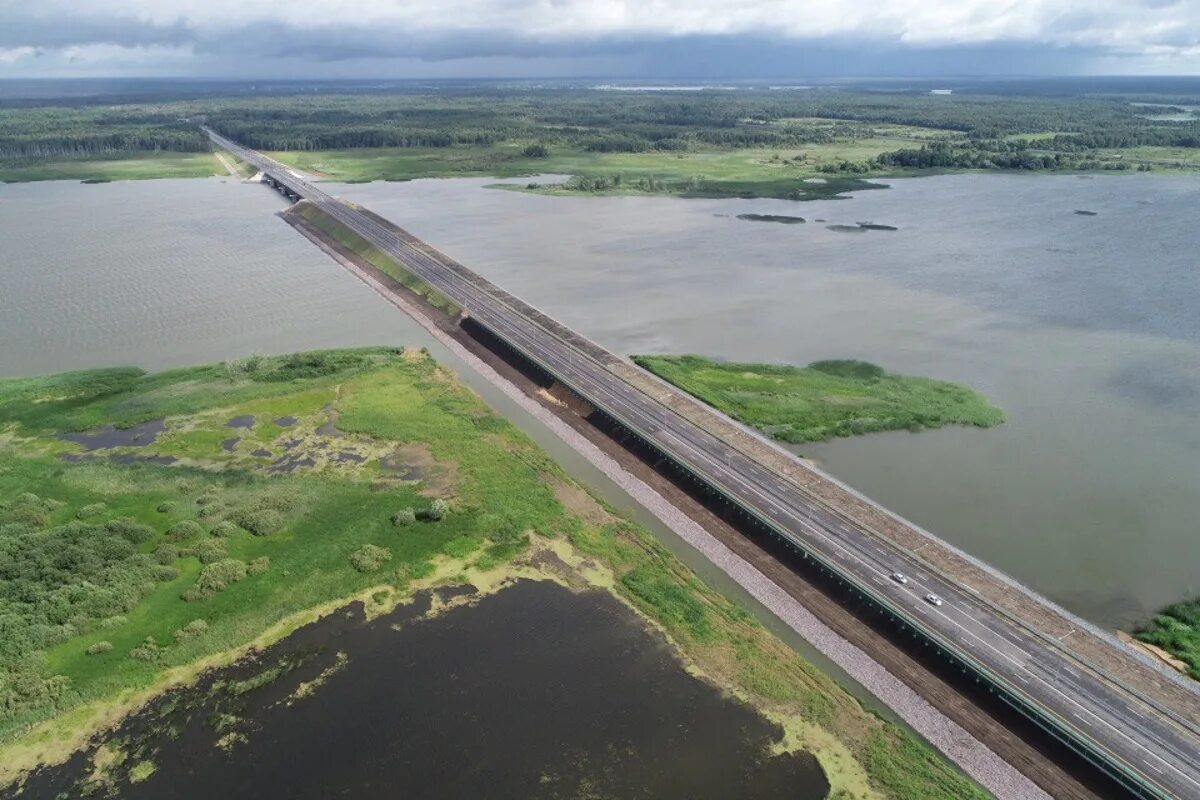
[0,13,194,49]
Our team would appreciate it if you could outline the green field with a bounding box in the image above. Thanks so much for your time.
[0,349,987,800]
[633,355,1004,443]
[1136,598,1200,680]
[0,152,223,184]
[269,139,917,199]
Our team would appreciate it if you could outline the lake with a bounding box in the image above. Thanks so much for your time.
[3,581,828,799]
[336,173,1200,629]
[2,172,1197,629]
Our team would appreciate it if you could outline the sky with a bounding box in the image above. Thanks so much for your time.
[1,0,1199,78]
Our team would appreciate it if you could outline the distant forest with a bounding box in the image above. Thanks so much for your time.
[3,86,1199,172]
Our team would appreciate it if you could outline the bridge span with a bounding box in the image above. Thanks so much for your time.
[207,128,1200,799]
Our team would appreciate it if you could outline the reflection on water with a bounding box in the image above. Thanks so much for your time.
[336,174,1200,628]
[6,582,828,800]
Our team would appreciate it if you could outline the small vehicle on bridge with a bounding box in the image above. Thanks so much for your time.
[890,571,909,585]
[925,593,944,607]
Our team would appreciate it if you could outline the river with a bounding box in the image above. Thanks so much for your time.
[2,172,1197,629]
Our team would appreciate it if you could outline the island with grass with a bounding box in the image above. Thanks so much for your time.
[0,348,987,799]
[632,355,1004,444]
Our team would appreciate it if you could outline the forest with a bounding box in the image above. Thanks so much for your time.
[2,82,1199,177]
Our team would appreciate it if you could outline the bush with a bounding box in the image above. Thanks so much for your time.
[76,503,107,520]
[425,499,449,522]
[522,143,548,158]
[349,544,391,573]
[209,520,243,538]
[129,636,163,662]
[194,538,227,564]
[236,508,284,536]
[391,507,417,527]
[154,543,180,565]
[247,556,271,575]
[174,619,209,642]
[167,520,203,542]
[105,517,155,545]
[86,641,114,656]
[183,559,249,601]
[156,501,176,514]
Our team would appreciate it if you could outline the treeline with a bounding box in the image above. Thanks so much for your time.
[873,139,1157,172]
[3,87,1199,164]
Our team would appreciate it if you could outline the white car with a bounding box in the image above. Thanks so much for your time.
[925,593,944,607]
[889,572,909,585]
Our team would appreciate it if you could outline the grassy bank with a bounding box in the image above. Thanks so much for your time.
[0,153,223,184]
[633,355,1004,443]
[0,349,987,799]
[1136,598,1200,680]
[290,202,461,315]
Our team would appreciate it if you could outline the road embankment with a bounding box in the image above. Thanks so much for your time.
[280,199,1061,800]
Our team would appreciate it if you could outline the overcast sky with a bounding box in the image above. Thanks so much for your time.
[2,0,1199,78]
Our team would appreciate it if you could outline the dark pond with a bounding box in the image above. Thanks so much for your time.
[226,415,255,429]
[274,416,298,427]
[221,437,240,453]
[59,419,166,450]
[6,581,827,800]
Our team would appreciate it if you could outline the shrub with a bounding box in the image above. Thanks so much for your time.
[151,564,181,582]
[174,619,209,642]
[167,520,203,542]
[129,637,163,662]
[76,503,106,520]
[98,615,127,630]
[194,539,227,564]
[522,143,548,158]
[209,520,243,538]
[247,556,271,575]
[237,508,284,536]
[391,507,417,527]
[425,499,449,522]
[156,501,176,514]
[183,559,249,601]
[154,543,180,565]
[105,517,155,545]
[349,544,391,573]
[86,641,114,656]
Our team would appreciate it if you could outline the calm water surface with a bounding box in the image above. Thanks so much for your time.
[2,173,1197,629]
[6,582,828,799]
[337,173,1200,629]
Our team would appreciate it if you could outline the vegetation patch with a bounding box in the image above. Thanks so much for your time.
[1136,597,1200,680]
[633,354,1004,443]
[0,349,987,799]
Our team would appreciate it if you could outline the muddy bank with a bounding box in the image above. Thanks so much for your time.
[6,581,828,800]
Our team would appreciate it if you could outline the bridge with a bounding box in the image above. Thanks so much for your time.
[207,128,1200,799]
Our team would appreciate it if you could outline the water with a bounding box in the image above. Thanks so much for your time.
[5,582,828,799]
[3,173,1196,630]
[0,176,874,702]
[331,173,1200,630]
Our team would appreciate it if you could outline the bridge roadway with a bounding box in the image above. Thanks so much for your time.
[208,129,1200,799]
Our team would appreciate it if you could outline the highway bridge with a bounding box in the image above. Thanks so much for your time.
[207,128,1200,799]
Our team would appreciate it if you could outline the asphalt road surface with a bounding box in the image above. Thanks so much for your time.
[207,129,1200,799]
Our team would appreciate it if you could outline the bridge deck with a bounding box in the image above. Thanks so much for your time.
[206,129,1200,799]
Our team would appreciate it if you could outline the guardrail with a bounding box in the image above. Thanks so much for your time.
[466,318,1172,800]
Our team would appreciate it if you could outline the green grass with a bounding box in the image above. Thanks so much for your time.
[633,355,1004,443]
[269,137,925,199]
[0,349,989,799]
[292,204,462,314]
[0,152,223,183]
[1136,598,1200,680]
